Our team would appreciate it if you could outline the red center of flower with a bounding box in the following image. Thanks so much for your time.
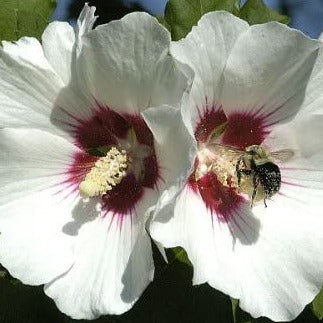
[63,105,160,216]
[222,112,269,150]
[189,105,269,221]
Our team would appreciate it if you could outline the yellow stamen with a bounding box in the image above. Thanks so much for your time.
[79,147,128,197]
[196,144,264,201]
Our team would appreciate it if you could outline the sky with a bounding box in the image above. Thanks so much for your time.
[124,0,167,14]
[54,0,168,19]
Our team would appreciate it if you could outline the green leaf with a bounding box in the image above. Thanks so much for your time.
[239,0,289,25]
[312,288,323,320]
[169,246,192,266]
[232,298,239,322]
[0,0,56,42]
[0,270,6,279]
[164,0,240,40]
[156,15,171,31]
[232,298,252,323]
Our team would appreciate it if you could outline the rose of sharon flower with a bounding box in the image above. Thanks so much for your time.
[150,12,323,321]
[0,5,194,319]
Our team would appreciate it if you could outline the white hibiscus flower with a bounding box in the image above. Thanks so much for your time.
[150,11,323,322]
[0,4,194,319]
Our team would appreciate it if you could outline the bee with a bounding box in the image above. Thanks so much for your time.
[200,143,294,207]
[235,145,294,207]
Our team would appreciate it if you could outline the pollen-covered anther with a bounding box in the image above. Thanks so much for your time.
[196,144,261,198]
[210,159,239,189]
[79,147,128,198]
[196,145,239,189]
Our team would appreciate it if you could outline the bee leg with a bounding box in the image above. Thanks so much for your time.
[236,169,252,188]
[237,169,242,187]
[263,194,268,208]
[236,158,243,187]
[251,174,259,207]
[236,157,250,187]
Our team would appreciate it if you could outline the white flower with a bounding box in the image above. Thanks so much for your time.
[150,11,323,321]
[0,4,194,319]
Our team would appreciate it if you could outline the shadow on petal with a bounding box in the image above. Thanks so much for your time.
[120,225,154,304]
[62,197,101,236]
[228,201,261,246]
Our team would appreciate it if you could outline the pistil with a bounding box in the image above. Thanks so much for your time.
[79,147,128,197]
[195,144,254,196]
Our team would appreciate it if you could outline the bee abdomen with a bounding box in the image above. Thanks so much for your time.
[257,162,281,197]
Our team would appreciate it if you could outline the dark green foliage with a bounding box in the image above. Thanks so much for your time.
[164,0,289,41]
[0,0,56,41]
[312,288,323,320]
[239,0,289,25]
[164,0,240,40]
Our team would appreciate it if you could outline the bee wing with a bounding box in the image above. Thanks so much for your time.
[207,143,243,159]
[271,149,294,163]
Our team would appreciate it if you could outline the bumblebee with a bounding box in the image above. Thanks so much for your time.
[236,145,294,207]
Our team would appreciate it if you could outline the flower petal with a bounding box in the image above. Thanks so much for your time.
[142,105,197,212]
[263,103,323,194]
[42,21,75,85]
[0,128,84,285]
[76,3,98,40]
[299,47,323,115]
[77,12,189,113]
[42,2,97,84]
[151,182,323,321]
[152,10,323,323]
[170,11,248,134]
[45,213,154,319]
[41,4,101,134]
[0,189,77,286]
[235,193,323,321]
[220,23,319,126]
[0,128,78,204]
[149,186,214,285]
[0,37,65,134]
[152,99,323,321]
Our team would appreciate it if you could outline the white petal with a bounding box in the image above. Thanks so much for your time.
[263,92,323,172]
[0,37,65,134]
[149,186,215,285]
[0,129,84,285]
[152,183,323,321]
[42,21,75,85]
[0,33,94,139]
[152,105,323,320]
[234,193,323,321]
[170,11,248,133]
[76,3,98,39]
[0,128,78,205]
[142,105,197,212]
[299,47,323,115]
[77,12,189,113]
[41,4,101,129]
[263,108,323,201]
[45,213,154,319]
[220,23,319,126]
[0,189,77,286]
[151,11,323,322]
